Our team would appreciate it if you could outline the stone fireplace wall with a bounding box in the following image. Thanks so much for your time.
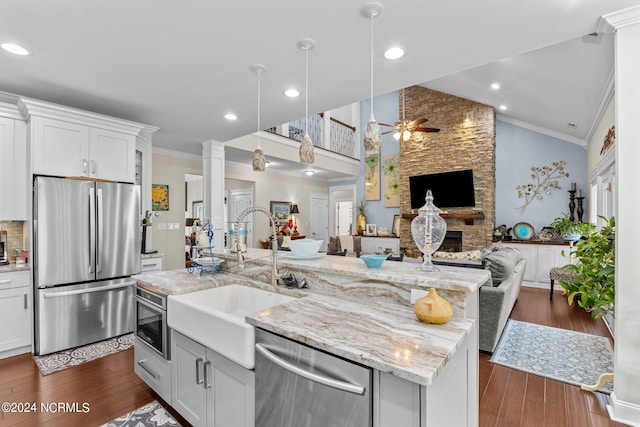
[399,86,495,252]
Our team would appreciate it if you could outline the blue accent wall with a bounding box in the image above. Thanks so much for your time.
[495,120,588,233]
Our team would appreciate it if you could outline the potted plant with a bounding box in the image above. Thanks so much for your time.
[560,216,615,319]
[551,213,594,241]
[356,199,367,236]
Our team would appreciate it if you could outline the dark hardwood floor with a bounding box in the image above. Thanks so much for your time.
[0,287,620,426]
[479,287,623,427]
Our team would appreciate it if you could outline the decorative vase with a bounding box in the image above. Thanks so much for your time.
[413,288,453,324]
[356,213,367,236]
[411,190,447,272]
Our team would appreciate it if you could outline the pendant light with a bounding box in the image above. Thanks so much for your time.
[362,3,382,153]
[298,39,316,165]
[251,64,267,172]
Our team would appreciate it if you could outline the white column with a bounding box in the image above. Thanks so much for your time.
[604,6,640,425]
[202,140,226,251]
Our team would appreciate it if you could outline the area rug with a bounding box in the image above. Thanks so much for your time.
[33,333,133,376]
[490,320,614,393]
[101,400,180,427]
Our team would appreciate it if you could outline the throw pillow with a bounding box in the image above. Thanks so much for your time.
[483,250,515,286]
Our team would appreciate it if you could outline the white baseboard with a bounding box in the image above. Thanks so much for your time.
[607,392,640,426]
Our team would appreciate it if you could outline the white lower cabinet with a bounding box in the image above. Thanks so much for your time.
[0,270,32,357]
[361,237,400,254]
[171,330,255,427]
[141,255,163,272]
[133,336,172,403]
[502,242,572,286]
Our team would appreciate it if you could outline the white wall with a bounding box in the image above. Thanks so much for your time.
[225,161,329,246]
[151,152,203,271]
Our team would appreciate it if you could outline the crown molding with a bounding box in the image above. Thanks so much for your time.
[496,114,587,147]
[602,5,640,30]
[585,68,615,144]
[152,146,202,161]
[17,96,147,135]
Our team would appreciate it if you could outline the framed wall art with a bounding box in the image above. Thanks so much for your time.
[270,201,292,226]
[152,184,169,211]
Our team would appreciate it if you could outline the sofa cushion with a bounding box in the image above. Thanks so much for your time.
[483,250,516,286]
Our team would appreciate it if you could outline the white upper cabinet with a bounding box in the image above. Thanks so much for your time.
[0,116,27,220]
[31,117,135,182]
[20,97,149,183]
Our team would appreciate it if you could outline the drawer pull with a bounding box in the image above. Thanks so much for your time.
[137,360,159,380]
[0,279,11,285]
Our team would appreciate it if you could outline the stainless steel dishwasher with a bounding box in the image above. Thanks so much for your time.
[255,328,372,427]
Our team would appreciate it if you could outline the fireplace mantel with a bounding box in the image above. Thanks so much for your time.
[401,211,485,226]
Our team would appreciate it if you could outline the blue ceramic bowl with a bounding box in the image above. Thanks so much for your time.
[360,254,387,269]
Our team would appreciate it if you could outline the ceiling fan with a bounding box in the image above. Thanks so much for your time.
[381,88,440,142]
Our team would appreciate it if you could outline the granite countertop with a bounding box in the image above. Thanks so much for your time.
[141,252,164,259]
[0,263,30,273]
[134,252,484,386]
[215,248,489,294]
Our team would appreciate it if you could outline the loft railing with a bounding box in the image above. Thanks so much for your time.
[265,112,359,160]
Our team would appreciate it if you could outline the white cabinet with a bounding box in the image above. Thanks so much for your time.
[0,117,28,220]
[361,237,400,254]
[141,255,163,272]
[171,330,255,427]
[133,336,172,403]
[31,116,136,182]
[0,270,31,357]
[502,242,572,285]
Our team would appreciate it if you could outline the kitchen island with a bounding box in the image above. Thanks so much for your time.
[134,249,490,426]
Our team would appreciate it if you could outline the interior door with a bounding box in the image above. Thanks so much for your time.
[309,193,329,251]
[229,189,253,248]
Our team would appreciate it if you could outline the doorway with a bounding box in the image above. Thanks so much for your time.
[329,184,356,237]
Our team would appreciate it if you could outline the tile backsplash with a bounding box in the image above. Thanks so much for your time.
[0,221,26,262]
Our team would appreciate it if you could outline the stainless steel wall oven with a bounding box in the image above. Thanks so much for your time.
[134,285,170,360]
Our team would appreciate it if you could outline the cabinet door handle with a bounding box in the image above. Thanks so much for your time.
[24,293,28,309]
[195,357,204,384]
[91,160,97,175]
[203,361,212,389]
[137,360,159,380]
[83,158,88,174]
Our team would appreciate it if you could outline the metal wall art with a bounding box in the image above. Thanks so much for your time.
[515,160,568,209]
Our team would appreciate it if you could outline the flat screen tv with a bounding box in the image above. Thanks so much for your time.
[409,169,475,209]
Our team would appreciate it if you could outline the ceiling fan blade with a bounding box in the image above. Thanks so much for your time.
[378,123,396,128]
[409,118,428,127]
[381,130,396,135]
[413,127,440,133]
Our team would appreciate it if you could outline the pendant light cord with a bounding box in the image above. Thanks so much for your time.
[370,12,374,118]
[257,69,262,149]
[305,45,309,136]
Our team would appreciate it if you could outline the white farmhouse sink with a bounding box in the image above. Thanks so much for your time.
[167,285,296,369]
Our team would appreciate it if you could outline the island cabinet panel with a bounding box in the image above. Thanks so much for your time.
[171,330,255,427]
[374,323,478,427]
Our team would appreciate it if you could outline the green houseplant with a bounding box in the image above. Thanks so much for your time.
[560,216,615,319]
[551,213,595,241]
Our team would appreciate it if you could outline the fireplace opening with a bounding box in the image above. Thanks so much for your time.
[440,231,462,252]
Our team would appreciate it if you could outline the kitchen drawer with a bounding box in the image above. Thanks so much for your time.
[0,270,30,289]
[134,336,172,403]
[141,257,163,272]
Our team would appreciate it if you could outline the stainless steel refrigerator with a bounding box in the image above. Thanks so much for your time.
[33,176,141,355]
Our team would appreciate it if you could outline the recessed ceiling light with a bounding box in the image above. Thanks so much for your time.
[499,105,507,111]
[264,161,271,167]
[384,47,404,60]
[224,113,237,121]
[491,82,500,90]
[284,89,300,97]
[304,169,315,176]
[1,43,29,56]
[567,122,577,129]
